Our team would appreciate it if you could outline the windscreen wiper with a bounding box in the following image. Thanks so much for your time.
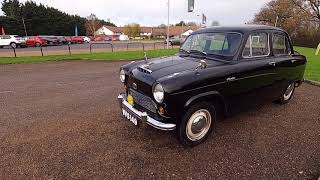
[205,53,234,64]
[179,49,190,54]
[190,50,207,56]
[179,49,190,57]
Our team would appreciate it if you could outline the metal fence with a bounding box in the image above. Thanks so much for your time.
[0,42,176,58]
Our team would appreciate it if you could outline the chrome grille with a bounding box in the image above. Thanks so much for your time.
[130,89,157,113]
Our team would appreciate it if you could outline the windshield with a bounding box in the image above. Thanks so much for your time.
[180,32,242,57]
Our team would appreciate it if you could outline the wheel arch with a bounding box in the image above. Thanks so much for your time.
[184,91,228,116]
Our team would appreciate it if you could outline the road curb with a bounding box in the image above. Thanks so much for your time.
[304,79,320,87]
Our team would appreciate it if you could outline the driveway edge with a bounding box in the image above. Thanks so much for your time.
[304,79,320,87]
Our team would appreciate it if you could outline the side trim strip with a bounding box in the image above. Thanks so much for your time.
[172,72,277,95]
[172,81,227,95]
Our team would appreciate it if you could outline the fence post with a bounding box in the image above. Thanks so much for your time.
[40,45,44,57]
[68,44,71,55]
[12,47,17,58]
[153,43,156,50]
[111,44,114,52]
[316,43,320,56]
[142,43,145,51]
[90,44,92,54]
[127,43,129,51]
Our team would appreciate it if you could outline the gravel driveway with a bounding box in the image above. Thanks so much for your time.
[0,61,319,179]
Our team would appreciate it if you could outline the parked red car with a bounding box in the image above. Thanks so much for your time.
[70,36,84,44]
[94,36,119,42]
[26,36,47,47]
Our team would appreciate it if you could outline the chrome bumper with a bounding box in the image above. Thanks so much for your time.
[117,94,176,131]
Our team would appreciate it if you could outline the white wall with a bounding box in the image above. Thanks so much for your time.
[95,26,115,36]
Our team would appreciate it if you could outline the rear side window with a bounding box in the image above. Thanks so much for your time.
[1,35,11,39]
[243,32,270,58]
[272,33,291,55]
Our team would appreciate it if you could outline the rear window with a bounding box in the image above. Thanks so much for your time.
[272,33,291,55]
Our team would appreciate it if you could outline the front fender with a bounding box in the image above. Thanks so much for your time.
[184,91,228,116]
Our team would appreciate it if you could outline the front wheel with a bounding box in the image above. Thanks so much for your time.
[177,102,216,147]
[277,82,296,104]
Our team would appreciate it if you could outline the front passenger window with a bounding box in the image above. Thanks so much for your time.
[243,32,270,58]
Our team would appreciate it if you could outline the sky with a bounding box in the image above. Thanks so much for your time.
[0,0,271,26]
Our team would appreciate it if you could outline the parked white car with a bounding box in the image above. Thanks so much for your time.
[119,35,129,41]
[0,35,26,48]
[82,36,91,43]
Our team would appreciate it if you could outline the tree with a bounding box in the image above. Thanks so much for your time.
[176,21,186,26]
[252,0,320,48]
[1,0,116,36]
[101,19,116,27]
[211,21,220,26]
[85,14,101,37]
[253,0,308,34]
[1,0,21,18]
[291,0,320,22]
[186,21,197,26]
[124,23,141,38]
[158,24,167,28]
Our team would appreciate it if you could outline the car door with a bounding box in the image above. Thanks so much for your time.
[0,36,3,46]
[224,31,280,114]
[2,35,12,46]
[270,31,302,95]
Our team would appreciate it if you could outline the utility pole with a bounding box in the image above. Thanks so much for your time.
[181,23,184,38]
[167,0,170,49]
[22,18,28,36]
[275,16,279,27]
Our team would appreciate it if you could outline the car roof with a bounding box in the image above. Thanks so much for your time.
[192,25,287,34]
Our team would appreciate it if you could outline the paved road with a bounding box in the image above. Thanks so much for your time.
[0,42,171,57]
[0,41,165,52]
[0,61,319,179]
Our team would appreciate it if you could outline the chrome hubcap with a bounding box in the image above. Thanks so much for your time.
[284,83,294,101]
[186,109,212,141]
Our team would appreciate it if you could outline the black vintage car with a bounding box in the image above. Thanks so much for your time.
[118,25,307,146]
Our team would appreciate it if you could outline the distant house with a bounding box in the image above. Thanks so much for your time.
[95,25,199,39]
[95,26,125,36]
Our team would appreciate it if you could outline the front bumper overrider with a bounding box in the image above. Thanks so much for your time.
[117,93,176,131]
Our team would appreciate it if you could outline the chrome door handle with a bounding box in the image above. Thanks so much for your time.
[269,62,276,66]
[227,77,236,82]
[291,59,297,63]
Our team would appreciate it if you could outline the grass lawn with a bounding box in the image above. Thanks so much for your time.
[294,47,320,82]
[0,46,318,81]
[0,49,178,65]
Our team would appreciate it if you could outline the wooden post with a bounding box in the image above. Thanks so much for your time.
[13,47,17,58]
[68,44,71,55]
[40,45,44,57]
[316,43,320,56]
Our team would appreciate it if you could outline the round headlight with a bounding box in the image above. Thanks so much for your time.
[120,69,126,83]
[153,83,164,103]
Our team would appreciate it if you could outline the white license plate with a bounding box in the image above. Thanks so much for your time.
[122,109,138,126]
